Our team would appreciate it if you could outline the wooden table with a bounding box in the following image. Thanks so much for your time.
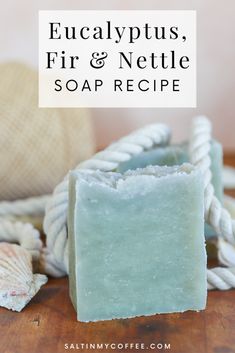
[1,155,235,353]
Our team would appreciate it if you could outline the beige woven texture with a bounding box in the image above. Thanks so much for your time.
[0,62,95,201]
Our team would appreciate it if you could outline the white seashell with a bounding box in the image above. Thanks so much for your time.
[0,242,47,312]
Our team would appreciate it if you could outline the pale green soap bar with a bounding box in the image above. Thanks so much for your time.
[69,164,207,322]
[118,140,223,237]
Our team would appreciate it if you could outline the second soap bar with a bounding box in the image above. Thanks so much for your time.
[118,141,223,238]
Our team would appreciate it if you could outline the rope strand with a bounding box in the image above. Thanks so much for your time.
[190,116,235,290]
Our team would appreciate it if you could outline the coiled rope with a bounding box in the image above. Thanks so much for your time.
[0,118,235,289]
[190,116,235,290]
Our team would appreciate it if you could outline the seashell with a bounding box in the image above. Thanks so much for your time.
[0,242,48,312]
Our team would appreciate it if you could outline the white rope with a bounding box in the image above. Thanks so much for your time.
[0,195,48,262]
[218,195,235,272]
[190,116,235,245]
[0,195,50,217]
[190,116,235,290]
[207,267,235,290]
[43,123,171,276]
[218,237,235,267]
[0,219,42,260]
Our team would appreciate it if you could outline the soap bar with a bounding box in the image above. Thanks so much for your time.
[118,140,223,237]
[69,164,207,322]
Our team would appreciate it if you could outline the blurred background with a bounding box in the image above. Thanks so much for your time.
[0,0,235,201]
[0,0,234,151]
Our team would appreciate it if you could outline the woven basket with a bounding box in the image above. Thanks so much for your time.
[0,62,95,201]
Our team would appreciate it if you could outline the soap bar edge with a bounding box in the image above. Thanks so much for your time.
[68,171,79,317]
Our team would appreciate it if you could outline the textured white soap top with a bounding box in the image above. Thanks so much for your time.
[72,163,198,190]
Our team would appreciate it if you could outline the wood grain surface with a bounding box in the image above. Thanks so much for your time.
[0,155,235,353]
